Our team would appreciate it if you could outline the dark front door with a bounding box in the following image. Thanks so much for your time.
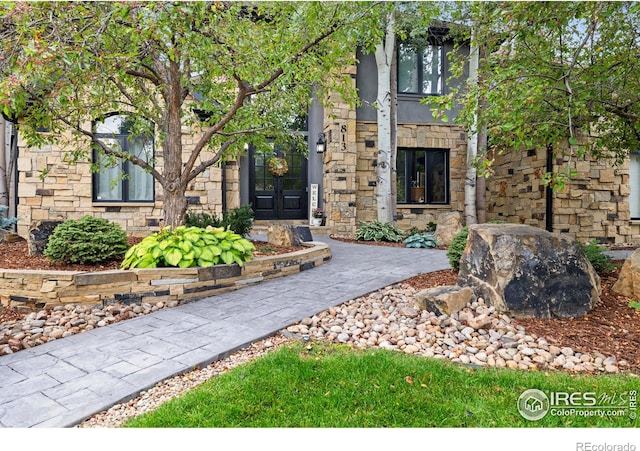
[250,145,308,220]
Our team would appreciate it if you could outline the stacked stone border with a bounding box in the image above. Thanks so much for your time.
[0,242,331,310]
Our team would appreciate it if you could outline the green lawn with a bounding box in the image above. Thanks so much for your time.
[124,341,639,428]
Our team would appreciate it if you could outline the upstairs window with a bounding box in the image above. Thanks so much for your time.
[93,114,154,203]
[397,42,444,96]
[397,148,449,205]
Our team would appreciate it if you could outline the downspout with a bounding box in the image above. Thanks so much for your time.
[222,161,227,212]
[545,144,553,232]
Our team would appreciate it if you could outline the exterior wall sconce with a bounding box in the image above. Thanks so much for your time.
[316,133,326,153]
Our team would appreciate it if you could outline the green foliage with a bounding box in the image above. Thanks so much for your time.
[427,2,640,186]
[184,211,218,229]
[0,205,17,230]
[628,300,640,312]
[354,221,404,243]
[121,226,255,269]
[220,205,254,238]
[578,240,615,273]
[446,226,469,272]
[0,2,372,226]
[44,216,129,265]
[185,205,254,237]
[404,233,437,249]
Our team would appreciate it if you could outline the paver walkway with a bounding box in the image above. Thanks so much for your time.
[0,235,450,428]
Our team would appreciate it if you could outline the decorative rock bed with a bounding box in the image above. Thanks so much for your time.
[0,241,331,311]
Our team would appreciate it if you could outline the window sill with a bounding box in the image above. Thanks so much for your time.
[92,202,156,208]
[397,204,450,209]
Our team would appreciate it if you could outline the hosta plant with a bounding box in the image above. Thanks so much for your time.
[354,221,404,243]
[404,233,437,249]
[121,226,255,269]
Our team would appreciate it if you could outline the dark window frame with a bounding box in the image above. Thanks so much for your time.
[92,113,155,203]
[397,39,445,97]
[397,147,450,205]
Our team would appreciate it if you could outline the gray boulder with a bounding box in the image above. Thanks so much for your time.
[28,220,64,255]
[457,224,600,319]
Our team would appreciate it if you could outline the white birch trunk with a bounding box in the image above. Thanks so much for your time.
[374,13,395,224]
[0,116,8,208]
[465,29,479,226]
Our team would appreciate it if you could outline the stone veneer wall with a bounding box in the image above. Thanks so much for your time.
[486,147,640,244]
[16,124,234,237]
[0,242,330,310]
[322,64,358,237]
[355,121,467,232]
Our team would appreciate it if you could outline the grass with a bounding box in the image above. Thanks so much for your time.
[124,341,639,428]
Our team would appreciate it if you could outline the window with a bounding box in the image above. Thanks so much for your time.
[397,148,449,205]
[397,42,444,96]
[631,152,640,219]
[93,114,154,202]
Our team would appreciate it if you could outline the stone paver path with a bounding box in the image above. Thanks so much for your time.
[0,236,449,427]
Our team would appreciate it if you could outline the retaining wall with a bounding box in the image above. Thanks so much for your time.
[0,242,331,310]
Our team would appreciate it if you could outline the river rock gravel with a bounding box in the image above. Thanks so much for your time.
[68,282,629,428]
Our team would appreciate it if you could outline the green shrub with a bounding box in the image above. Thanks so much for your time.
[121,226,255,269]
[447,226,469,272]
[221,205,254,237]
[44,216,129,265]
[0,205,17,230]
[579,240,615,273]
[404,233,437,249]
[185,205,254,237]
[185,211,218,229]
[354,221,404,243]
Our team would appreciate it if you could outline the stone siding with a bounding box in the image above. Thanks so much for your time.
[15,125,235,237]
[0,242,331,310]
[355,121,467,232]
[486,146,640,244]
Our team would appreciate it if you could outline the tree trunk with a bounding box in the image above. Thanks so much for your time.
[163,187,188,229]
[464,29,480,226]
[0,117,8,208]
[389,43,398,222]
[162,59,188,229]
[476,124,488,224]
[374,12,395,224]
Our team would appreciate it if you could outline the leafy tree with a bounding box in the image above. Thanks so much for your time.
[0,1,375,227]
[429,1,640,190]
[358,2,444,224]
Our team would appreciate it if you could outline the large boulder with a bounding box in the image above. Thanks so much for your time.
[28,220,64,255]
[434,211,463,247]
[267,224,303,247]
[612,248,640,298]
[457,224,600,319]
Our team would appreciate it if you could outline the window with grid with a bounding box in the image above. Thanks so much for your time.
[93,114,154,202]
